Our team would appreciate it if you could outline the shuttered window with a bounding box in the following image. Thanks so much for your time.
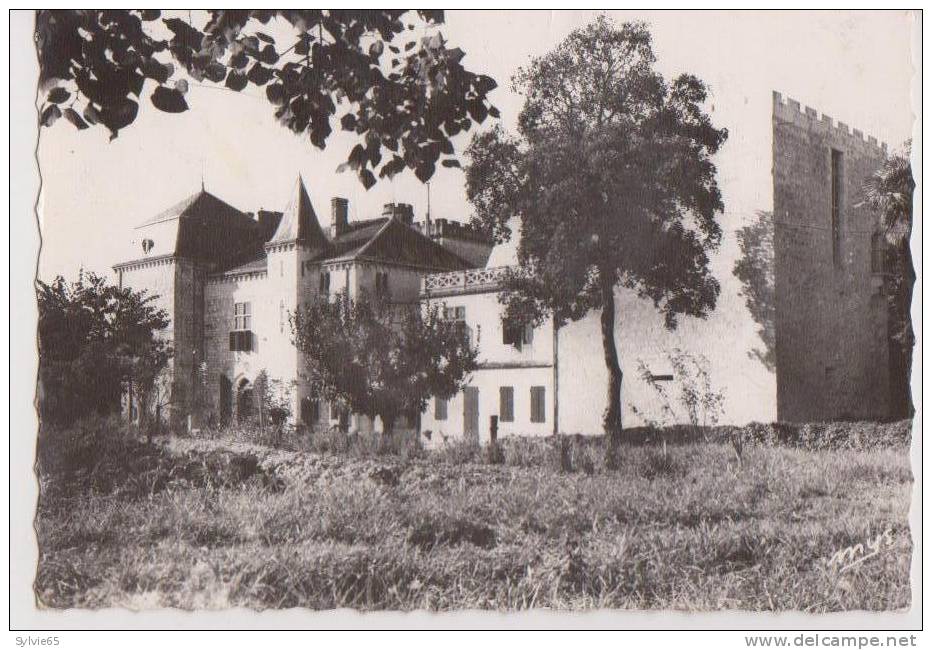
[530,386,546,423]
[500,386,514,422]
[434,397,448,421]
[228,330,252,352]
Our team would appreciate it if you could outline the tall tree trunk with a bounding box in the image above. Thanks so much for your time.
[599,272,623,449]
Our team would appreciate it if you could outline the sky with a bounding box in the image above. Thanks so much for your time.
[36,10,915,281]
[34,10,916,423]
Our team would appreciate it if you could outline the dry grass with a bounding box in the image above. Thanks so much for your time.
[35,421,913,611]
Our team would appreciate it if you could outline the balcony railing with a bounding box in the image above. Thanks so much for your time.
[422,266,511,296]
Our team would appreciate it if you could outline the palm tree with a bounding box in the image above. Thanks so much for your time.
[861,144,915,418]
[862,145,914,246]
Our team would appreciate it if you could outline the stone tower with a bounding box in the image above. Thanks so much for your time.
[114,189,265,428]
[262,176,331,417]
[772,91,901,422]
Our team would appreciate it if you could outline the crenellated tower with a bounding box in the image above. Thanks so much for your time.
[772,91,902,421]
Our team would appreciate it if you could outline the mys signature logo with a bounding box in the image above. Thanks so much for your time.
[827,529,896,574]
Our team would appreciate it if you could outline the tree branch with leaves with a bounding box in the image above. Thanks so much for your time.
[466,16,727,453]
[35,10,499,187]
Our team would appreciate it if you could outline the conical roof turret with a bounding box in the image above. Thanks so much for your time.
[268,175,328,249]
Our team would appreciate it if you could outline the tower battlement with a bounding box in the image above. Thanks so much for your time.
[773,90,888,155]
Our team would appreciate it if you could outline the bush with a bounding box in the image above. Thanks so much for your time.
[734,420,912,451]
[36,415,157,498]
[635,448,684,480]
[619,420,912,452]
[435,439,482,465]
[191,418,912,473]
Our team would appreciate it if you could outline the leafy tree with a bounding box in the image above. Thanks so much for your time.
[860,144,915,417]
[292,292,477,435]
[733,210,775,372]
[465,17,727,450]
[35,10,498,187]
[253,369,293,436]
[37,271,171,426]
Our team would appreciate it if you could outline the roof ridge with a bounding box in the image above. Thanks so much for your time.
[338,216,471,270]
[135,189,247,229]
[352,217,396,258]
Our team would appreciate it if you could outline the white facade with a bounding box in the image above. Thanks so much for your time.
[419,262,642,444]
[421,274,558,444]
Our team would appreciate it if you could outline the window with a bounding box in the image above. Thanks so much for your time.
[503,318,533,350]
[434,396,448,421]
[443,306,466,320]
[871,232,889,274]
[375,271,390,298]
[234,301,251,330]
[231,302,252,351]
[279,300,285,333]
[320,271,331,295]
[530,386,546,423]
[443,306,471,344]
[831,149,843,267]
[330,402,341,420]
[499,386,514,422]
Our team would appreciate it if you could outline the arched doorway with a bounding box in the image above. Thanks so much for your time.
[236,378,254,423]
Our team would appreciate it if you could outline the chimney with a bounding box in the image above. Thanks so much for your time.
[382,202,396,220]
[258,210,283,242]
[331,197,349,238]
[395,203,414,225]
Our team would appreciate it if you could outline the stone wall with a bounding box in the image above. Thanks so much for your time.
[116,256,179,424]
[204,269,286,421]
[772,91,891,422]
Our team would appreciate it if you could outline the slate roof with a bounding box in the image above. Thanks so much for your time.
[267,176,328,249]
[136,190,245,229]
[320,217,471,270]
[123,179,473,277]
[322,218,389,258]
[132,189,265,271]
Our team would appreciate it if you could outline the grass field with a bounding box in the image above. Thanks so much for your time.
[35,422,913,611]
